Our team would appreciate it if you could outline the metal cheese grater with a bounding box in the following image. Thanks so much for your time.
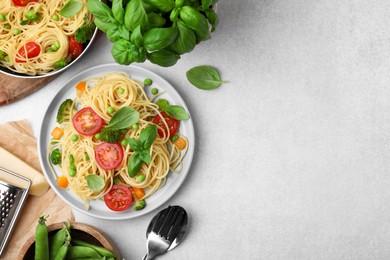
[0,167,31,256]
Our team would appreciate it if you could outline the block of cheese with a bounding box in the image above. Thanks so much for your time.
[0,146,49,196]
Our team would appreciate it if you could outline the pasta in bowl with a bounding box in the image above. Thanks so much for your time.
[0,0,97,78]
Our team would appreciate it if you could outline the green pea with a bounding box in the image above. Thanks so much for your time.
[52,14,59,21]
[4,56,9,62]
[71,134,79,142]
[132,123,139,130]
[171,135,179,142]
[69,168,76,177]
[5,14,9,20]
[46,48,54,53]
[137,174,145,182]
[118,87,125,94]
[69,154,74,164]
[85,153,90,160]
[4,24,11,30]
[50,44,58,51]
[70,164,76,171]
[13,28,20,35]
[144,78,152,86]
[151,88,158,95]
[107,106,115,114]
[0,14,5,21]
[95,133,101,139]
[54,40,60,49]
[121,139,128,146]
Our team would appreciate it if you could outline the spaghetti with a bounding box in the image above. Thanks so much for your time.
[49,72,189,211]
[0,0,92,75]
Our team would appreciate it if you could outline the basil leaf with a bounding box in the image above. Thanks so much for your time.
[130,25,143,48]
[124,0,148,32]
[107,24,130,42]
[180,6,210,42]
[206,9,218,32]
[143,2,158,13]
[112,0,125,24]
[106,106,140,130]
[128,138,143,152]
[139,125,157,149]
[164,105,189,120]
[169,7,180,22]
[139,149,151,163]
[186,65,224,90]
[86,174,105,191]
[142,0,174,12]
[169,20,196,54]
[147,13,166,30]
[143,26,178,51]
[201,0,213,9]
[94,17,116,33]
[147,49,180,67]
[128,153,143,177]
[112,39,147,65]
[59,0,83,18]
[87,0,116,23]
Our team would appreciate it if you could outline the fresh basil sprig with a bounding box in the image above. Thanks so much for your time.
[186,65,225,90]
[106,106,140,130]
[156,99,189,120]
[59,0,83,18]
[128,125,157,177]
[86,174,105,191]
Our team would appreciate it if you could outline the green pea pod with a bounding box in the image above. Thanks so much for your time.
[143,26,178,51]
[72,239,117,258]
[124,0,148,32]
[180,6,210,42]
[142,0,174,12]
[168,19,196,54]
[49,222,71,260]
[147,49,180,67]
[35,215,49,260]
[65,246,102,259]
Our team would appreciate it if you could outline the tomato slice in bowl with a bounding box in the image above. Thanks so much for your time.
[152,112,179,138]
[15,42,41,63]
[68,35,83,60]
[72,107,103,136]
[104,184,133,211]
[95,142,124,170]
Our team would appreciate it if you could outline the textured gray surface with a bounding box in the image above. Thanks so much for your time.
[2,0,390,259]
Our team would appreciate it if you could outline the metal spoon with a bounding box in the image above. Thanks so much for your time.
[142,205,188,260]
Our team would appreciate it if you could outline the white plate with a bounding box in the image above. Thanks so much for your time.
[38,64,195,220]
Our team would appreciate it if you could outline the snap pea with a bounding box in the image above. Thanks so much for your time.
[53,229,71,260]
[72,239,116,259]
[65,246,102,259]
[34,215,49,260]
[49,221,71,260]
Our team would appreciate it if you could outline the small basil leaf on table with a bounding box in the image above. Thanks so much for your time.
[147,13,166,30]
[59,0,83,18]
[147,49,180,67]
[112,39,147,65]
[180,6,210,42]
[186,65,225,90]
[164,105,190,120]
[128,153,143,177]
[86,174,105,191]
[142,0,175,12]
[128,138,144,153]
[206,9,219,32]
[112,0,125,24]
[139,125,157,149]
[143,26,179,51]
[106,106,140,130]
[124,0,148,32]
[168,19,196,55]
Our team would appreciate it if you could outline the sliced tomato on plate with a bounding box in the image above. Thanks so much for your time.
[72,107,103,136]
[68,35,83,60]
[15,42,41,63]
[12,0,38,6]
[104,184,133,211]
[95,142,124,170]
[152,111,179,138]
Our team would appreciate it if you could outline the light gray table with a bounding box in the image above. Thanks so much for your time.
[2,0,390,259]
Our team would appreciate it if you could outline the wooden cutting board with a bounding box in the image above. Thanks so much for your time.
[0,73,54,106]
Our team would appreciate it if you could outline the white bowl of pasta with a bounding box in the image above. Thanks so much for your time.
[37,64,195,220]
[0,0,98,78]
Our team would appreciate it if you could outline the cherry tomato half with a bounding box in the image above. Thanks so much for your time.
[72,107,103,136]
[12,0,38,7]
[95,142,124,170]
[68,35,83,60]
[104,185,133,211]
[152,112,179,138]
[15,42,41,63]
